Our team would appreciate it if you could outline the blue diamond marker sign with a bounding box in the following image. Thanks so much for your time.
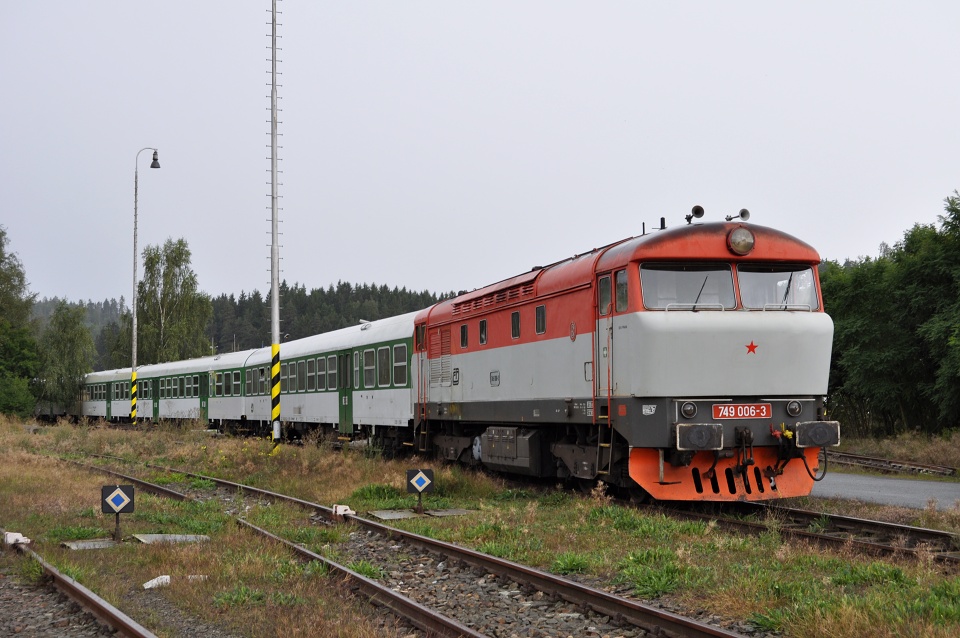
[102,485,135,514]
[406,469,434,494]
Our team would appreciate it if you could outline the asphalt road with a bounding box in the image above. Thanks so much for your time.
[811,472,960,511]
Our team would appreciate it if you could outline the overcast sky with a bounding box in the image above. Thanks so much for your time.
[3,2,959,307]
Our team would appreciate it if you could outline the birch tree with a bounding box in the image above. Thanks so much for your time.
[137,238,212,364]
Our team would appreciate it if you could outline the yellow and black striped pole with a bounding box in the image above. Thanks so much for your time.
[130,370,137,421]
[271,342,280,442]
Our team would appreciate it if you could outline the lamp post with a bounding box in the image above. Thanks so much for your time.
[132,147,160,421]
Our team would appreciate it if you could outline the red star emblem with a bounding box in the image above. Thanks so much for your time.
[745,341,758,354]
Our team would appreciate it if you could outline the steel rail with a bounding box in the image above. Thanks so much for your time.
[236,519,486,638]
[825,451,957,476]
[137,461,745,638]
[6,537,156,638]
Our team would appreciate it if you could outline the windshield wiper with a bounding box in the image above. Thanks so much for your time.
[780,271,795,308]
[692,275,709,311]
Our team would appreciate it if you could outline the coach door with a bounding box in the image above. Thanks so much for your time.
[337,350,353,436]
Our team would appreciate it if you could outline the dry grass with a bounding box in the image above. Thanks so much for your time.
[3,415,960,638]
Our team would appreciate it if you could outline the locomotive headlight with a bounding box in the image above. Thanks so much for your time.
[680,402,697,419]
[786,400,802,417]
[727,227,755,255]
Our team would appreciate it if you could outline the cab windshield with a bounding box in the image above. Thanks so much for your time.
[737,264,819,310]
[640,264,736,310]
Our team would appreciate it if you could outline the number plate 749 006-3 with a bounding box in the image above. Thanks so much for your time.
[712,403,772,419]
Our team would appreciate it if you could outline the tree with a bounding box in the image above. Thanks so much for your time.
[136,238,213,364]
[35,301,94,415]
[0,226,38,416]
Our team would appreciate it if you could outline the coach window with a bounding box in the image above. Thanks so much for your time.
[316,359,325,392]
[378,347,391,387]
[180,376,186,398]
[479,319,487,345]
[298,360,306,392]
[233,371,241,396]
[216,373,223,397]
[363,349,376,388]
[186,375,194,398]
[280,364,287,393]
[393,344,408,386]
[535,305,546,335]
[511,311,520,339]
[327,355,337,390]
[307,359,316,391]
[258,367,266,395]
[615,269,628,312]
[246,369,253,395]
[354,352,360,389]
[598,276,612,315]
[460,325,468,349]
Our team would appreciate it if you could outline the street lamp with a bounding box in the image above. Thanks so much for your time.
[132,147,160,421]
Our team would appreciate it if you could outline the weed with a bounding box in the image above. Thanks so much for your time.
[347,559,385,580]
[18,557,45,584]
[45,525,105,543]
[552,551,590,574]
[213,584,266,607]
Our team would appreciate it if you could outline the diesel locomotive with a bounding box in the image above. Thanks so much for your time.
[78,208,840,501]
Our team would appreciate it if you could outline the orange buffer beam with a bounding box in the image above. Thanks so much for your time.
[629,447,821,501]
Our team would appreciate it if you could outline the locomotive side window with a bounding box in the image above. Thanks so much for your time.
[640,264,735,310]
[460,324,468,349]
[479,320,487,345]
[415,324,426,351]
[598,276,612,315]
[511,311,520,339]
[615,269,628,312]
[535,305,546,334]
[738,265,819,310]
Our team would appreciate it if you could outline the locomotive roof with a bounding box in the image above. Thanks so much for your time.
[422,221,821,322]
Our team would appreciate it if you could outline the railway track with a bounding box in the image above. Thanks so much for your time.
[78,456,748,638]
[1,531,155,638]
[825,450,957,476]
[659,501,960,566]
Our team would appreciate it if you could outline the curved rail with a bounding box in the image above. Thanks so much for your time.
[69,461,486,638]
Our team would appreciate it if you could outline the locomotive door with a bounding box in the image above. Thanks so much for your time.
[595,274,613,409]
[337,350,353,436]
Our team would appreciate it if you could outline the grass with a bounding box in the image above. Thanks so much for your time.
[2,414,960,637]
